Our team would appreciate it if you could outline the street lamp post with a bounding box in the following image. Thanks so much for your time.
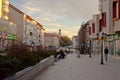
[96,33,104,64]
[101,32,107,65]
[31,41,34,53]
[89,38,92,58]
[96,33,99,54]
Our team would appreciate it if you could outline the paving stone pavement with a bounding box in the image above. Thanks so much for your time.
[34,53,120,80]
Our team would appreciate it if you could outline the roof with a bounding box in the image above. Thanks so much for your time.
[44,33,59,38]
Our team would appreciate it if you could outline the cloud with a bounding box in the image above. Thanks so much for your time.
[39,18,53,23]
[10,0,99,20]
[48,23,62,28]
[10,0,99,38]
[39,17,62,28]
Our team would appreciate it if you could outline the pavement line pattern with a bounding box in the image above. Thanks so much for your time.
[34,53,120,80]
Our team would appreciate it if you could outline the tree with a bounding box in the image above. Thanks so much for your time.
[59,36,72,47]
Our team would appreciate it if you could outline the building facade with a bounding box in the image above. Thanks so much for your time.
[23,15,45,48]
[112,0,120,55]
[72,36,78,49]
[44,33,60,49]
[0,0,45,53]
[78,23,87,54]
[8,4,24,42]
[98,0,120,55]
[8,4,45,49]
[0,0,17,53]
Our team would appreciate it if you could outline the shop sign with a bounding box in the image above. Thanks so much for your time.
[7,34,16,40]
[113,33,119,40]
[107,35,113,41]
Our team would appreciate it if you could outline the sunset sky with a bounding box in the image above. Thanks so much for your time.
[9,0,99,38]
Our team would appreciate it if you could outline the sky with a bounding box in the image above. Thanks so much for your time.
[9,0,99,38]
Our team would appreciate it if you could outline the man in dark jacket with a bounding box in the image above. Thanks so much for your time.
[104,46,109,61]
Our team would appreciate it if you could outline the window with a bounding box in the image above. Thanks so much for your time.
[89,27,91,35]
[30,32,33,36]
[92,23,95,33]
[113,0,119,20]
[102,12,106,27]
[99,20,102,32]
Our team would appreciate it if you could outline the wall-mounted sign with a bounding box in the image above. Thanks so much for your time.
[7,34,16,40]
[113,33,119,40]
[107,35,113,41]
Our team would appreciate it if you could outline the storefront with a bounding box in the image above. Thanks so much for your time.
[0,19,17,53]
[113,33,120,56]
[0,33,17,53]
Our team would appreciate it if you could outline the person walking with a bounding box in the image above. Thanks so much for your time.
[104,46,109,61]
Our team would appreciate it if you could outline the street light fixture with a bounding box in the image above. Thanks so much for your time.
[31,41,34,53]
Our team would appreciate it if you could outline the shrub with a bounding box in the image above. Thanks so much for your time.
[7,44,30,57]
[0,56,21,79]
[0,48,58,80]
[34,49,59,58]
[19,54,40,68]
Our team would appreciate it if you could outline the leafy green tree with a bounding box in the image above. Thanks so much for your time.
[60,36,72,47]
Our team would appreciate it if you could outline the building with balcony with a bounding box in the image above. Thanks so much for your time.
[8,4,45,48]
[98,0,120,55]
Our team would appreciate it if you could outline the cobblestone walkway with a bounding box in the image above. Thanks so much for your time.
[34,53,120,80]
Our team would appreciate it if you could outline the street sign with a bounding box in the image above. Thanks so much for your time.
[7,34,16,40]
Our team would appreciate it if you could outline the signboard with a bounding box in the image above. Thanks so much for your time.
[113,33,119,40]
[7,34,16,40]
[107,35,113,41]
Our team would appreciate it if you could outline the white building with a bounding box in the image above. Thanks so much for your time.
[23,15,44,48]
[8,4,45,49]
[99,0,119,55]
[72,36,78,49]
[44,33,60,49]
